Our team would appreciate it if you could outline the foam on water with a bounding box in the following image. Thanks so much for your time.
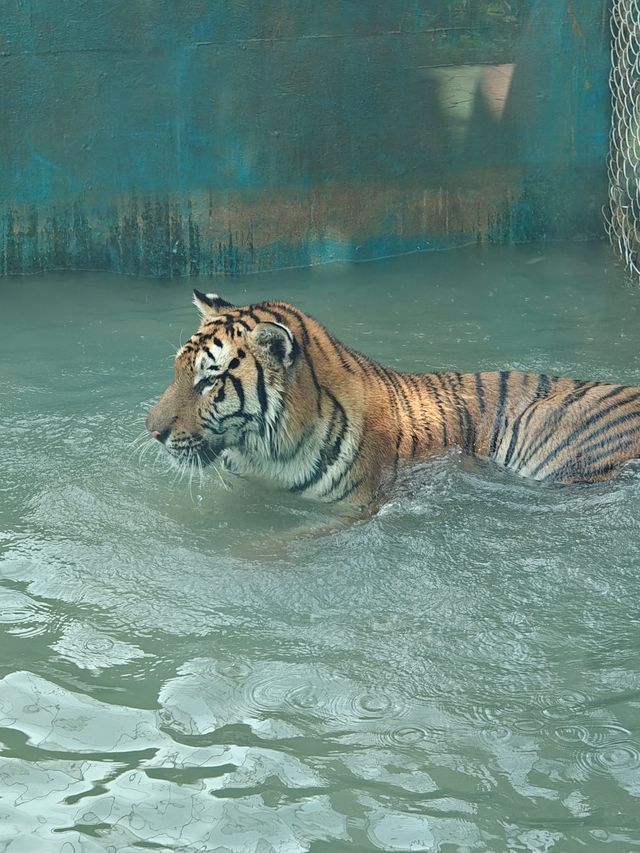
[1,243,640,851]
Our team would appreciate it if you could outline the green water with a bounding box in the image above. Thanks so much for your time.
[1,242,639,852]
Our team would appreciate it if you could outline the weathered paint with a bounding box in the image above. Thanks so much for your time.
[1,0,610,277]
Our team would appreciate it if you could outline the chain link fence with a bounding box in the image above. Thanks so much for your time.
[607,0,640,278]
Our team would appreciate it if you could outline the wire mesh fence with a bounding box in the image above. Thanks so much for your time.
[607,0,640,278]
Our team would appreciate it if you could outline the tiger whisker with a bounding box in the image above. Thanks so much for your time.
[126,431,151,455]
[210,457,231,491]
[128,435,155,466]
[187,451,198,502]
[196,453,206,492]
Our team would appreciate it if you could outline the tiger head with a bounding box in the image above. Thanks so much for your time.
[145,290,300,471]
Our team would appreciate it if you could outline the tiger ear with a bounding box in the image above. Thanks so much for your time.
[192,289,235,317]
[249,322,297,368]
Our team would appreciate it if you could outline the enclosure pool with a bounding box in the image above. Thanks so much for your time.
[1,242,639,851]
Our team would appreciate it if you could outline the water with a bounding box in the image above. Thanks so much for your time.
[1,242,639,852]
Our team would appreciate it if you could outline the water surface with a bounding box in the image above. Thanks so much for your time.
[1,242,639,851]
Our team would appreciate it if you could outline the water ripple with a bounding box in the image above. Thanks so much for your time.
[538,690,591,720]
[0,586,51,638]
[575,743,640,777]
[159,658,413,741]
[382,725,430,747]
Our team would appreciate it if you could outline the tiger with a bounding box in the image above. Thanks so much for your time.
[145,289,640,511]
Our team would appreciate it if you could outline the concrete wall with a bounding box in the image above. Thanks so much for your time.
[1,1,610,277]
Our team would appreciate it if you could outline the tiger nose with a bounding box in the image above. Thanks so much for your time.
[145,403,174,442]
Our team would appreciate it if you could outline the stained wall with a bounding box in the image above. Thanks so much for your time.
[0,1,610,276]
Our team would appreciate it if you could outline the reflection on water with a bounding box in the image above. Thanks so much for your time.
[1,243,640,851]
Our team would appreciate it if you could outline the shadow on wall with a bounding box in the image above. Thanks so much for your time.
[0,0,610,277]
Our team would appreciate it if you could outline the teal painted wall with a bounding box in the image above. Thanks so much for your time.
[1,1,610,277]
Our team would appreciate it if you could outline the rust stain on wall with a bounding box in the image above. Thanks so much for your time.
[567,0,584,38]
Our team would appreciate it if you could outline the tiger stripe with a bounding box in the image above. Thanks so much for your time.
[474,372,486,415]
[422,374,449,446]
[527,387,640,479]
[488,371,510,459]
[515,382,598,474]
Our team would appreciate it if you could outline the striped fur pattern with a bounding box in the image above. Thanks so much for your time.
[145,291,640,508]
